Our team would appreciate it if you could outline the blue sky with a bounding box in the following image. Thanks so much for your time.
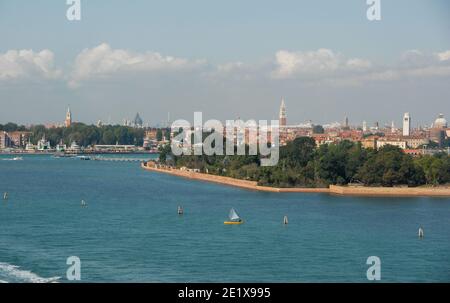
[0,0,449,126]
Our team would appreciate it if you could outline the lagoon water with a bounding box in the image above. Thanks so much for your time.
[0,154,449,282]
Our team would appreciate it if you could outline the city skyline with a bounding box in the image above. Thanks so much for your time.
[0,1,449,125]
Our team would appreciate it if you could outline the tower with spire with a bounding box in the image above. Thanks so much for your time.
[279,98,287,128]
[65,106,72,128]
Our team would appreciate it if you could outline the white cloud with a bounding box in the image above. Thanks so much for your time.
[0,49,61,81]
[271,48,373,80]
[271,48,450,85]
[345,58,372,70]
[68,43,206,88]
[437,50,450,61]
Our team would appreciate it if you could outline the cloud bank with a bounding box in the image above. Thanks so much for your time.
[0,49,61,81]
[1,43,449,88]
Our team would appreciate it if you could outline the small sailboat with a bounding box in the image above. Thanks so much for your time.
[283,215,288,225]
[177,206,184,215]
[81,200,87,207]
[418,227,424,238]
[3,192,8,200]
[224,208,243,225]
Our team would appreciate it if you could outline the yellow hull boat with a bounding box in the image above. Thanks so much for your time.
[224,220,243,225]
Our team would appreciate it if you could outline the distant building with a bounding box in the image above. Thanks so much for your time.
[404,136,429,149]
[134,113,143,128]
[0,131,12,149]
[376,139,407,150]
[65,106,72,127]
[391,121,396,133]
[430,114,447,147]
[37,135,51,150]
[279,98,287,128]
[362,121,367,132]
[343,116,349,128]
[402,112,411,137]
[432,113,447,129]
[67,141,81,153]
[8,131,31,148]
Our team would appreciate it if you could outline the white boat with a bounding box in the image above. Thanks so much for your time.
[224,208,243,225]
[2,157,23,161]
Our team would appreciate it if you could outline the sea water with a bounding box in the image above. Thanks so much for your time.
[0,154,449,282]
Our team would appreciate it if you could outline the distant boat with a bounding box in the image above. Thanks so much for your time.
[224,208,243,225]
[177,206,184,215]
[283,216,288,225]
[78,156,91,161]
[3,192,7,200]
[3,157,23,161]
[81,200,87,207]
[418,227,424,238]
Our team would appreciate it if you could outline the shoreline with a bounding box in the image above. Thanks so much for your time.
[141,163,450,197]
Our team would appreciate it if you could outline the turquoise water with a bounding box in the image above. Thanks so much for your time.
[0,154,449,282]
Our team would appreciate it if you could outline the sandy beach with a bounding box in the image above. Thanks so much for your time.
[141,162,450,197]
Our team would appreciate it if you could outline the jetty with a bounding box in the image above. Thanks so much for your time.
[91,157,153,162]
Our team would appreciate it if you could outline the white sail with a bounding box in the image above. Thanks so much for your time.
[229,208,240,221]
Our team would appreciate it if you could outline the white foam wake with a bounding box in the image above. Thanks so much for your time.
[0,262,61,283]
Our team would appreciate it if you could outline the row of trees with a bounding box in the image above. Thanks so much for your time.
[159,137,450,187]
[32,123,146,147]
[0,123,146,147]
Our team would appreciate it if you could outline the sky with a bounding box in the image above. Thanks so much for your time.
[0,0,449,127]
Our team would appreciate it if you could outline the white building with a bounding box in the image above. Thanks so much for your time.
[402,113,411,137]
[37,136,51,150]
[376,139,407,150]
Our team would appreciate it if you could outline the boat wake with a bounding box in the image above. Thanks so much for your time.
[0,262,61,283]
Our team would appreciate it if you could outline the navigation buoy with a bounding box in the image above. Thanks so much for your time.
[177,206,183,215]
[283,215,288,225]
[3,192,7,200]
[418,227,424,238]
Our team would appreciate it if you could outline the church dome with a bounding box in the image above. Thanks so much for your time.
[433,114,447,129]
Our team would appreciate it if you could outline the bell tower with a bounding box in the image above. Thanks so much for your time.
[65,106,72,127]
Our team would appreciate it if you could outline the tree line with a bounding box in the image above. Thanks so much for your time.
[159,137,450,187]
[0,122,145,147]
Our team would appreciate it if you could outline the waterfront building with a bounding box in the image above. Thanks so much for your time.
[94,144,138,153]
[0,131,12,149]
[67,141,81,153]
[65,106,72,128]
[8,131,31,148]
[37,135,51,150]
[403,112,411,137]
